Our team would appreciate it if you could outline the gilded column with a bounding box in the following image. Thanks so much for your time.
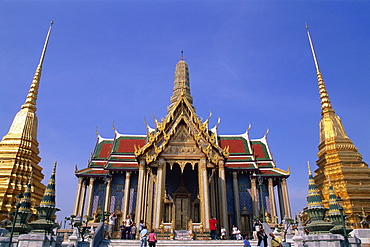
[250,177,258,217]
[104,177,112,213]
[142,171,149,221]
[218,161,228,233]
[198,162,205,227]
[281,178,291,218]
[85,178,95,217]
[198,158,210,229]
[122,171,131,217]
[232,172,242,229]
[135,160,146,224]
[78,180,88,217]
[203,161,211,229]
[73,177,83,216]
[268,178,277,224]
[145,173,155,226]
[154,159,166,229]
[277,179,286,219]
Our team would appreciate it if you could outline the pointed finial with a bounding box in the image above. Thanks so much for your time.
[306,23,320,72]
[180,50,185,60]
[264,127,269,137]
[305,23,333,112]
[38,20,53,66]
[112,121,116,131]
[307,161,312,176]
[22,20,53,110]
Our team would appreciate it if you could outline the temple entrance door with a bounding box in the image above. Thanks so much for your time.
[174,196,190,229]
[173,175,192,230]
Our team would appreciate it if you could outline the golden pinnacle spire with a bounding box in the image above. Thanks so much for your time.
[307,161,312,176]
[22,20,53,111]
[305,24,333,114]
[306,24,370,225]
[168,52,194,112]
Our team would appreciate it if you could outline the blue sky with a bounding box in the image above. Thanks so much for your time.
[1,1,369,222]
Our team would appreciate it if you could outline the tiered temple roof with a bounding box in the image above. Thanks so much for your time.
[76,129,288,178]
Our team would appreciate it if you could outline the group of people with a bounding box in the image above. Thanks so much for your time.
[107,213,157,247]
[254,221,283,247]
[209,217,283,247]
[108,214,282,247]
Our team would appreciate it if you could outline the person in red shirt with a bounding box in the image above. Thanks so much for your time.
[209,216,218,240]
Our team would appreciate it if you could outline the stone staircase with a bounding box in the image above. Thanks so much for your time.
[100,239,258,247]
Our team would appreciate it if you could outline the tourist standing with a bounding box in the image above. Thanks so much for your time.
[131,222,137,239]
[108,213,117,239]
[148,229,157,247]
[252,220,259,240]
[139,220,144,232]
[257,229,268,247]
[124,215,133,239]
[119,221,125,239]
[140,225,148,247]
[220,226,227,240]
[269,233,282,247]
[244,235,252,247]
[209,216,218,240]
[231,225,240,240]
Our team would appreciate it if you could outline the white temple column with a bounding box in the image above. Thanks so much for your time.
[154,159,166,229]
[146,173,154,228]
[78,180,88,217]
[232,172,242,229]
[198,162,205,227]
[122,171,131,217]
[141,171,149,222]
[281,178,292,218]
[198,158,210,229]
[218,161,228,233]
[86,178,95,217]
[250,177,258,217]
[135,160,146,224]
[104,178,112,213]
[268,178,278,224]
[73,177,83,216]
[203,161,211,229]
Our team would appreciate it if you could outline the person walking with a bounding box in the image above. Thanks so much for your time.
[148,229,157,247]
[209,216,218,240]
[140,225,148,247]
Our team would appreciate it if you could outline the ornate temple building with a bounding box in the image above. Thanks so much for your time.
[74,56,291,235]
[306,27,370,224]
[0,22,53,220]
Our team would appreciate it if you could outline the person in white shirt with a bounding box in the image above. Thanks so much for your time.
[108,213,117,239]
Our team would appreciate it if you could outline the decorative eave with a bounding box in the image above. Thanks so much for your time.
[75,167,108,177]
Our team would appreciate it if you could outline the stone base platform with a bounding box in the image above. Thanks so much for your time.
[101,239,258,247]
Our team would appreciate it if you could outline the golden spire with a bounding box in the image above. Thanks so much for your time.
[22,20,53,111]
[307,161,312,176]
[168,51,194,112]
[305,24,333,114]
